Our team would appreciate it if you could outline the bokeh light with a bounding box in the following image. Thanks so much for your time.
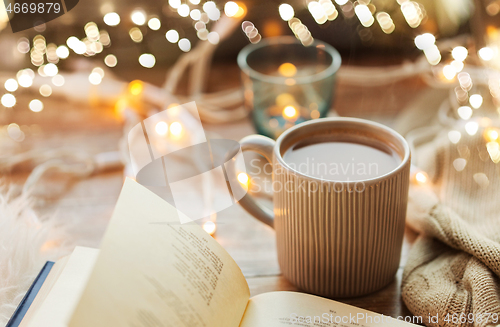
[148,17,161,30]
[139,53,156,68]
[4,79,18,92]
[104,54,118,67]
[104,12,120,26]
[131,9,146,25]
[39,84,52,97]
[1,94,16,107]
[29,99,44,112]
[166,30,180,43]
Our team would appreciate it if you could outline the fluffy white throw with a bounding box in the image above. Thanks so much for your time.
[0,188,67,326]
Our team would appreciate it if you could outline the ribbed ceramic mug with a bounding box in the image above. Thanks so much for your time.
[236,117,411,298]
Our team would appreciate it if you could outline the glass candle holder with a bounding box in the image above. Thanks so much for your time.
[237,36,341,138]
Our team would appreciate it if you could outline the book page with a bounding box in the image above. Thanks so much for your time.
[239,292,417,327]
[69,178,250,327]
[25,247,99,327]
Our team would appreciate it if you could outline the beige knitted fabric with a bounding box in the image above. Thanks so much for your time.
[402,130,500,327]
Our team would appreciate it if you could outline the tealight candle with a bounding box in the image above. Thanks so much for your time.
[238,36,341,138]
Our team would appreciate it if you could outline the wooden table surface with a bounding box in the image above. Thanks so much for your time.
[2,64,427,323]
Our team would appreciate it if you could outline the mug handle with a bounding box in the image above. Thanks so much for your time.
[237,135,276,228]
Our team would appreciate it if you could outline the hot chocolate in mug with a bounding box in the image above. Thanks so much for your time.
[234,117,411,297]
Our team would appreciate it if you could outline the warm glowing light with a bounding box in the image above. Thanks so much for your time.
[224,1,239,17]
[450,60,464,73]
[457,106,472,120]
[469,94,483,109]
[451,46,468,62]
[7,123,24,141]
[190,9,201,20]
[442,65,456,80]
[473,172,490,188]
[318,0,338,21]
[169,0,181,9]
[52,75,65,86]
[465,121,478,135]
[278,63,297,77]
[203,1,216,12]
[207,32,220,44]
[415,171,428,184]
[276,93,295,106]
[139,53,156,68]
[89,72,102,85]
[354,4,374,27]
[114,98,128,115]
[170,122,183,136]
[1,94,16,107]
[29,99,43,112]
[376,12,395,34]
[148,17,161,30]
[129,80,144,95]
[190,0,201,4]
[232,2,246,17]
[237,172,249,185]
[155,121,169,135]
[478,47,494,61]
[178,4,190,17]
[414,33,435,50]
[166,30,180,43]
[92,67,105,78]
[4,79,18,92]
[484,128,499,142]
[66,36,79,49]
[423,45,441,65]
[56,45,70,59]
[178,38,191,52]
[18,75,33,88]
[458,72,472,91]
[308,1,327,24]
[203,1,220,21]
[129,27,143,42]
[39,84,52,97]
[448,130,461,144]
[104,54,118,67]
[487,141,500,163]
[203,221,216,235]
[335,0,348,4]
[131,9,146,25]
[70,39,86,54]
[207,7,221,20]
[44,63,58,77]
[100,31,111,46]
[283,105,298,119]
[453,158,467,172]
[104,12,120,26]
[17,38,30,54]
[279,3,295,21]
[401,1,424,28]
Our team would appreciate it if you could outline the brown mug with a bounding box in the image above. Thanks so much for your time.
[235,117,411,297]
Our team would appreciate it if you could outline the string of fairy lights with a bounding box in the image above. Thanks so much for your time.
[0,0,499,178]
[0,0,498,116]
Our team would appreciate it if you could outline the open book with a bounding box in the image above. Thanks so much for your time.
[18,179,416,327]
